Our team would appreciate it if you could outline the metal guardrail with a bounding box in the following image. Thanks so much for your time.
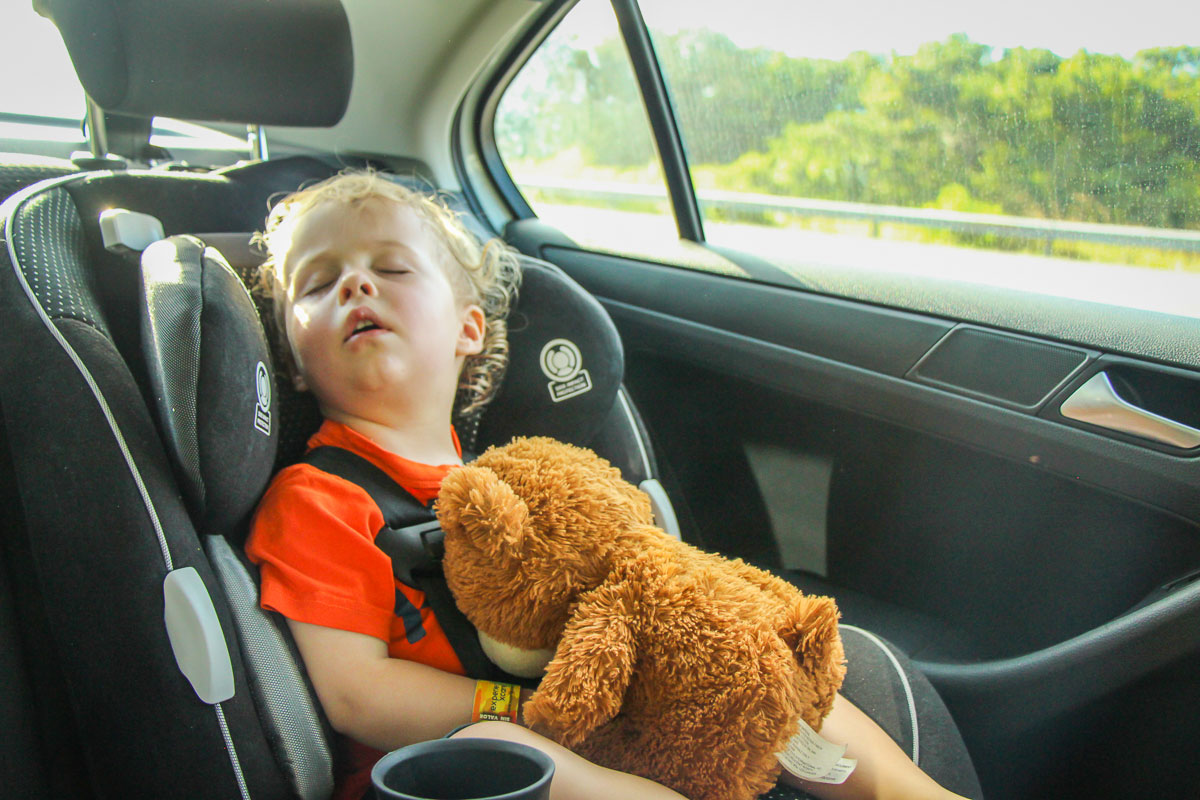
[520,179,1200,253]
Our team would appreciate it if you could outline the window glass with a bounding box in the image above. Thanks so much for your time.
[494,0,740,274]
[639,0,1200,316]
[0,5,86,144]
[0,5,246,160]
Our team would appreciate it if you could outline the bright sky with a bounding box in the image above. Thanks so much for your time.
[0,7,83,118]
[1,0,1194,121]
[585,0,1196,60]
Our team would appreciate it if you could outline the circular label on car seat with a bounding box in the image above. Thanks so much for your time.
[539,339,592,402]
[540,338,581,381]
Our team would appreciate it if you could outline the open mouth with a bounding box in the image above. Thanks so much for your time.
[351,319,381,335]
[345,312,388,341]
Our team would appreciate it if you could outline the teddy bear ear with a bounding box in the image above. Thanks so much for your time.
[780,594,844,678]
[436,465,530,560]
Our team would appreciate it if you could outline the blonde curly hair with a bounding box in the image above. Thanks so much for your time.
[253,169,522,420]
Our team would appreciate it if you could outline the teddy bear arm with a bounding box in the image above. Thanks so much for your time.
[524,589,639,747]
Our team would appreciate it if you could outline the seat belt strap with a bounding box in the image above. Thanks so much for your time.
[302,447,444,585]
[302,446,436,532]
[300,446,500,681]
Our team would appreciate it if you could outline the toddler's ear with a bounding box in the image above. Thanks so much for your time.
[456,304,485,357]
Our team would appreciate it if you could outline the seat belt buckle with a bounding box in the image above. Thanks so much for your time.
[378,519,445,587]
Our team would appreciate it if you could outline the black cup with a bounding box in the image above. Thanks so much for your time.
[371,737,555,800]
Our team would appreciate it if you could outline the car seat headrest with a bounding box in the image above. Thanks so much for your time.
[42,0,352,126]
[140,235,279,536]
[142,233,624,480]
[472,258,624,451]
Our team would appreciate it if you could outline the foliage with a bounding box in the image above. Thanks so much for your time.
[496,31,1200,240]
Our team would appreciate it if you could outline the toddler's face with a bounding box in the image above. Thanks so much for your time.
[278,198,484,419]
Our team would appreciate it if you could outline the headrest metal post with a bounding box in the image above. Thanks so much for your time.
[85,97,109,158]
[247,125,269,161]
[73,97,128,169]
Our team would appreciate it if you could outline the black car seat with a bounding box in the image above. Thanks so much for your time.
[0,158,372,800]
[0,2,679,799]
[0,1,354,798]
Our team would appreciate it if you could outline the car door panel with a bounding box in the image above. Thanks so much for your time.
[505,220,1200,798]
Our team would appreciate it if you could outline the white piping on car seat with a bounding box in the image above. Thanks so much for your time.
[617,387,653,478]
[214,703,251,799]
[4,177,252,800]
[840,624,920,766]
[3,180,175,572]
[616,387,683,539]
[207,534,334,799]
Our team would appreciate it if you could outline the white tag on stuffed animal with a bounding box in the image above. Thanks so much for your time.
[777,719,858,784]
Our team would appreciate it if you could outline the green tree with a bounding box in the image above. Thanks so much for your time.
[497,24,1200,233]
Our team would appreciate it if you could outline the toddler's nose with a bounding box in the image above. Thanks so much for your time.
[338,271,377,301]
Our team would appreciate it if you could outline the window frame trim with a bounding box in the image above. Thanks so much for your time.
[463,0,705,243]
[608,0,703,243]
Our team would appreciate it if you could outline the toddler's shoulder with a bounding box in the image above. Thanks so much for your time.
[252,460,383,543]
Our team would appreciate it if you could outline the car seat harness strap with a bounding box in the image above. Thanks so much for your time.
[300,446,517,683]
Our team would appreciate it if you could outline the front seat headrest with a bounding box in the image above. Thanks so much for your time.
[41,0,352,126]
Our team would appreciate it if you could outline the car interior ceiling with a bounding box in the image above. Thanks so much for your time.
[3,1,1200,799]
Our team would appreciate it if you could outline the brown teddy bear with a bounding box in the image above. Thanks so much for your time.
[436,436,845,800]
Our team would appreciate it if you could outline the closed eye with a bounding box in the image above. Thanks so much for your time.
[302,279,334,297]
[374,250,415,275]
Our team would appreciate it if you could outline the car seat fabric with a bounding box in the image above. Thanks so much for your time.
[0,177,270,798]
[0,160,86,799]
[466,255,665,494]
[138,233,335,799]
[834,627,983,799]
[139,235,279,535]
[473,258,625,450]
[0,154,79,201]
[0,160,355,799]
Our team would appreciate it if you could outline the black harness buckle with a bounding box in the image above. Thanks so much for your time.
[376,519,445,587]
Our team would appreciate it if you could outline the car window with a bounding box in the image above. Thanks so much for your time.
[493,0,740,273]
[1,4,246,162]
[0,4,86,149]
[495,0,1200,317]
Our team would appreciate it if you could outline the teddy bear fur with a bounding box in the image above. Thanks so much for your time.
[436,436,845,800]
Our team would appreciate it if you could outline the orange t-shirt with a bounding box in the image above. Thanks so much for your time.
[245,419,467,800]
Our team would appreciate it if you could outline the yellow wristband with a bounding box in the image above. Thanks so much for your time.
[472,680,521,723]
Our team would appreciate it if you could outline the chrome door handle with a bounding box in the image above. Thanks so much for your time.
[1060,372,1200,449]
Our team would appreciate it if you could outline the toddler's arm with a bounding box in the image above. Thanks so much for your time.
[287,619,687,800]
[288,619,479,749]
